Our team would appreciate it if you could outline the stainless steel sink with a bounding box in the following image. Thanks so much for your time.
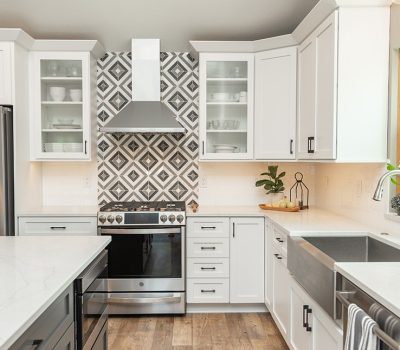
[288,235,400,318]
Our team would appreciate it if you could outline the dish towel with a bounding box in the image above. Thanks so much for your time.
[369,303,400,350]
[345,303,379,350]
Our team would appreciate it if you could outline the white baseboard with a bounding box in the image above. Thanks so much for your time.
[187,303,269,313]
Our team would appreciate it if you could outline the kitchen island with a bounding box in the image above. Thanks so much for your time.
[0,235,111,350]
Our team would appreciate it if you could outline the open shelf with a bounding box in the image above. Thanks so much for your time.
[206,129,247,133]
[41,77,82,81]
[206,102,247,106]
[42,129,83,133]
[41,101,83,105]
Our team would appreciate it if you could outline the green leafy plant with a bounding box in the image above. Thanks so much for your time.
[255,165,285,194]
[387,162,400,185]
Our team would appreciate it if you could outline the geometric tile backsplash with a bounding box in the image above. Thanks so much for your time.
[97,52,199,206]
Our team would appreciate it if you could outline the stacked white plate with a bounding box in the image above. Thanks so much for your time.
[44,143,83,152]
[214,144,239,153]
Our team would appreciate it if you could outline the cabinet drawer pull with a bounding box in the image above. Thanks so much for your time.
[201,289,216,293]
[290,139,294,155]
[84,140,88,155]
[303,305,308,327]
[201,246,216,250]
[275,237,284,243]
[274,253,283,260]
[201,267,216,270]
[201,226,216,230]
[307,136,315,154]
[50,226,67,230]
[306,306,312,332]
[23,339,43,349]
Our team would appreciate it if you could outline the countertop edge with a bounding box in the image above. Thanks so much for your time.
[335,263,400,319]
[0,236,111,350]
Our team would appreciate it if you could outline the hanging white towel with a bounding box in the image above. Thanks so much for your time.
[345,303,378,350]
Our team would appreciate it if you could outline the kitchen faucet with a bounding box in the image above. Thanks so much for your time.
[372,169,400,201]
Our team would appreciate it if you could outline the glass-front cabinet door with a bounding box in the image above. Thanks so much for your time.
[199,53,254,160]
[30,52,91,160]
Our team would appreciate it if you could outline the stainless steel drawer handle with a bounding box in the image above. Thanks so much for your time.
[201,226,216,230]
[201,289,216,293]
[50,226,66,230]
[275,237,284,243]
[274,253,283,260]
[107,295,181,305]
[201,267,216,270]
[23,339,43,350]
[201,247,216,250]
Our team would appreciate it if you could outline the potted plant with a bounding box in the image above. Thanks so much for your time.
[255,165,285,204]
[387,162,400,215]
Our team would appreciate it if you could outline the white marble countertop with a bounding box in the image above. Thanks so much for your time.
[17,205,98,217]
[336,262,400,318]
[0,236,111,350]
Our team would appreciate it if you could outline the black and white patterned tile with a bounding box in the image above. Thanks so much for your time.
[97,52,199,206]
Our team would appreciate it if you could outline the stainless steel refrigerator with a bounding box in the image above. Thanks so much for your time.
[0,106,14,236]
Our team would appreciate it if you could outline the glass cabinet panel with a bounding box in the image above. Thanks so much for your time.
[200,54,254,159]
[32,52,90,160]
[40,59,85,155]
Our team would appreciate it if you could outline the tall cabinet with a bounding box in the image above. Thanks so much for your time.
[254,47,297,160]
[199,53,254,160]
[30,51,94,161]
[297,8,389,161]
[0,42,12,105]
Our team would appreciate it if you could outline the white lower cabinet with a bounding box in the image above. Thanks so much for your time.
[187,216,264,304]
[18,216,97,236]
[271,244,290,339]
[230,217,264,303]
[290,279,342,350]
[265,220,343,350]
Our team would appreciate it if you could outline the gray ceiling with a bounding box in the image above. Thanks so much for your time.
[0,0,319,52]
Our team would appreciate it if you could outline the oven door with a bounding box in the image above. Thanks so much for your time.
[100,226,185,292]
[76,290,108,350]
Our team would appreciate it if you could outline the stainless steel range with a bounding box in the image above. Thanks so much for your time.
[97,201,186,315]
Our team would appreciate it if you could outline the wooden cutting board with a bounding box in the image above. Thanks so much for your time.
[258,204,301,212]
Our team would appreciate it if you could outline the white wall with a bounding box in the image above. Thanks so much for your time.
[198,162,316,206]
[41,162,97,206]
[314,163,400,234]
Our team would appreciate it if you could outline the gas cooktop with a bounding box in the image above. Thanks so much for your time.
[98,201,186,226]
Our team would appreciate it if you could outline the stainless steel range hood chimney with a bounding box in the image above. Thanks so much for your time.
[100,39,186,134]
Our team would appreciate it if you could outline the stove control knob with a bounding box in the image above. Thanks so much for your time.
[160,215,168,223]
[115,215,123,224]
[99,215,106,224]
[107,215,115,224]
[177,214,184,223]
[168,215,176,223]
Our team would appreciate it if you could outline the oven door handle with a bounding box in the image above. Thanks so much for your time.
[100,228,181,235]
[107,293,182,305]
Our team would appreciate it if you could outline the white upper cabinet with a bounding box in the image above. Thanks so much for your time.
[0,42,13,105]
[255,47,297,160]
[30,51,93,161]
[230,217,264,303]
[297,8,389,162]
[199,53,254,160]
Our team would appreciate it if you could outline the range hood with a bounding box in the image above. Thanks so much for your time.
[100,39,186,134]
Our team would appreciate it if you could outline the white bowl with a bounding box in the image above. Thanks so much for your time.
[69,89,82,102]
[49,87,66,102]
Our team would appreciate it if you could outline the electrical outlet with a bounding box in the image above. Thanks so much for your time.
[199,175,208,188]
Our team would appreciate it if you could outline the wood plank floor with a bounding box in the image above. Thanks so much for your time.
[108,313,289,350]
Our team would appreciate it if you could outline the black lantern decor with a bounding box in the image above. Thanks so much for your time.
[289,172,309,209]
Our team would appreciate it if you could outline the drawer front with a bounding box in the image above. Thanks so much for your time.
[187,238,229,258]
[273,226,288,253]
[18,216,97,236]
[187,279,229,303]
[272,244,287,268]
[10,284,73,350]
[53,322,75,350]
[187,258,229,278]
[187,217,229,237]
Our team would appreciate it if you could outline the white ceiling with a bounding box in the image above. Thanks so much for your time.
[0,0,319,52]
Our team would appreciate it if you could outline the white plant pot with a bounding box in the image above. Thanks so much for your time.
[266,192,284,205]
